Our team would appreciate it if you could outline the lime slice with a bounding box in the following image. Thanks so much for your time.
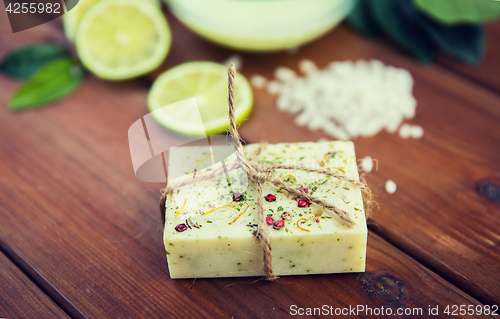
[148,61,253,136]
[63,0,160,42]
[75,0,171,80]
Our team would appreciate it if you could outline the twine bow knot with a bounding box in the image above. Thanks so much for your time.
[160,64,373,281]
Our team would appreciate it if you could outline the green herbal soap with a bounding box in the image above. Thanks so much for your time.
[163,141,367,278]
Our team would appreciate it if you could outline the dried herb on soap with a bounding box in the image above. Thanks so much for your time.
[230,205,251,225]
[273,220,285,230]
[310,186,318,195]
[265,194,276,202]
[281,211,292,221]
[175,224,188,232]
[298,199,311,208]
[204,204,234,216]
[296,218,310,232]
[174,197,187,218]
[266,216,274,225]
[232,191,244,202]
[282,174,296,181]
[296,186,309,194]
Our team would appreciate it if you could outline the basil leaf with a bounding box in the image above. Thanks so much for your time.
[416,16,485,64]
[367,0,435,62]
[9,58,85,111]
[0,43,70,79]
[346,0,381,38]
[413,0,500,25]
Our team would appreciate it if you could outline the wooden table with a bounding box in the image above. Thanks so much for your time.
[0,7,499,319]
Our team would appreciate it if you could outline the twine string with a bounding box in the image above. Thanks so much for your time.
[159,64,374,281]
[256,181,276,280]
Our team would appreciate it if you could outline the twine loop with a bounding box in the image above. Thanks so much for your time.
[251,169,273,184]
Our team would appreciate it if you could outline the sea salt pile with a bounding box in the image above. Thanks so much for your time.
[253,60,417,140]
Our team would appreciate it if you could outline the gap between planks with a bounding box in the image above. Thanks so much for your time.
[0,237,85,319]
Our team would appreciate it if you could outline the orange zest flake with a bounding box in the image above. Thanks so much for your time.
[281,174,296,181]
[277,189,288,195]
[296,218,311,232]
[189,152,214,177]
[174,196,187,218]
[317,153,346,174]
[204,204,234,216]
[230,205,251,225]
[195,153,212,168]
[318,153,328,167]
[332,167,346,174]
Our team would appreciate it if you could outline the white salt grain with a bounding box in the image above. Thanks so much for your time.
[411,125,424,139]
[398,124,412,139]
[274,67,296,82]
[298,59,318,75]
[361,156,373,173]
[385,180,397,194]
[295,109,314,126]
[307,116,326,131]
[266,81,282,95]
[399,124,424,139]
[250,74,267,89]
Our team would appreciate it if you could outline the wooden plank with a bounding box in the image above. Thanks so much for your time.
[0,251,69,319]
[436,21,500,94]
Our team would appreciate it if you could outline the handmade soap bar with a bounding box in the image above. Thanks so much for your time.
[163,141,367,278]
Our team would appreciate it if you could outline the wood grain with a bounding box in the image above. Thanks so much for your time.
[0,251,69,319]
[0,6,499,318]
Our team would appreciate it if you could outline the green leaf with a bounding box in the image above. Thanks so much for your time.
[346,0,381,38]
[413,0,500,25]
[0,43,70,79]
[366,0,435,62]
[416,16,485,64]
[9,58,85,111]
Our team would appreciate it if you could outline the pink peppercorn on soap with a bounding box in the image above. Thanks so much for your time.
[163,141,367,278]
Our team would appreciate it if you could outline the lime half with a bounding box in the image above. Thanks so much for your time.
[63,0,160,42]
[75,0,171,80]
[148,61,253,136]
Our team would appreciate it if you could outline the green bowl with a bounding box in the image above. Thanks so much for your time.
[166,0,357,52]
